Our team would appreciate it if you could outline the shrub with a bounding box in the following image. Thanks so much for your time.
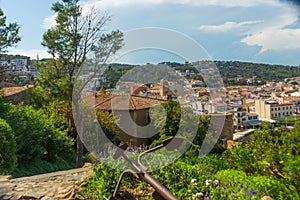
[207,169,299,200]
[0,118,17,175]
[2,105,74,165]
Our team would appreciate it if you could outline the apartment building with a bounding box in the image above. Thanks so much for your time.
[255,99,295,120]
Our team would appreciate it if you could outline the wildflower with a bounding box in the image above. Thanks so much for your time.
[213,180,219,186]
[193,192,204,200]
[118,143,123,147]
[205,180,212,186]
[249,188,256,196]
[238,183,243,192]
[279,160,284,164]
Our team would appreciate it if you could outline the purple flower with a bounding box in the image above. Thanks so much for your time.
[218,179,221,186]
[249,188,256,196]
[238,183,243,192]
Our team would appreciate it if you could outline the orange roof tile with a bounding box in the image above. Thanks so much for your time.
[2,85,33,97]
[95,93,166,110]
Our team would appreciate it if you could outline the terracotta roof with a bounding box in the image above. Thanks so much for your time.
[2,85,33,97]
[95,93,166,110]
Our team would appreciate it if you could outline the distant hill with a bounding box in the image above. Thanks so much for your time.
[215,60,300,84]
[161,61,300,85]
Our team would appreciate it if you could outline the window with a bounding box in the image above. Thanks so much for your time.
[271,108,274,111]
[278,107,280,110]
[275,108,277,111]
[283,107,285,110]
[290,112,292,115]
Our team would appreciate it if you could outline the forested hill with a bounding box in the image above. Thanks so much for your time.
[160,61,300,84]
[215,60,300,83]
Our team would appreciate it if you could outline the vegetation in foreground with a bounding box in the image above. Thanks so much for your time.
[80,102,300,200]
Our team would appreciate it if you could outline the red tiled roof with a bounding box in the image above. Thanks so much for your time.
[2,85,33,97]
[95,93,166,110]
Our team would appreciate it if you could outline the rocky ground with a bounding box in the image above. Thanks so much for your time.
[0,164,92,200]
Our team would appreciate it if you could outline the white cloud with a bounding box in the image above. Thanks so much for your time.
[84,0,279,8]
[8,49,51,59]
[241,6,300,52]
[81,0,165,10]
[242,28,300,53]
[41,0,280,30]
[199,20,264,32]
[41,14,57,30]
[173,0,280,7]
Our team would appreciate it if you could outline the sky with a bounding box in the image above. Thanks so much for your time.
[0,0,300,66]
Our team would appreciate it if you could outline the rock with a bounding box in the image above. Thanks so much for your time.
[0,167,91,200]
[0,175,12,182]
[20,189,43,199]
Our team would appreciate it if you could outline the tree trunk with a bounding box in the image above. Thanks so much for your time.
[76,134,83,168]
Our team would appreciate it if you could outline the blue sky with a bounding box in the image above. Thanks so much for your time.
[0,0,300,66]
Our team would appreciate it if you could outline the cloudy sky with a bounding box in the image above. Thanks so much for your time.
[0,0,300,65]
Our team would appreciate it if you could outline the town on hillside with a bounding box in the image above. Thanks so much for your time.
[2,59,300,141]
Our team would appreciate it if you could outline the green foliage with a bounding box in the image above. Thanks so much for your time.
[80,153,229,199]
[151,101,181,138]
[0,8,21,53]
[223,122,300,192]
[209,169,299,200]
[96,110,121,145]
[216,60,300,84]
[103,64,134,89]
[162,60,300,85]
[12,157,73,178]
[0,118,17,175]
[150,101,225,154]
[1,105,73,165]
[0,99,75,176]
[81,163,122,199]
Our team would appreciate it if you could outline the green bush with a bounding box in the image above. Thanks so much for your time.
[0,99,75,176]
[80,153,230,199]
[208,169,299,200]
[0,118,17,175]
[2,105,74,165]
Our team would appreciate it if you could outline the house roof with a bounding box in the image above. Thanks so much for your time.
[95,93,166,111]
[1,84,33,97]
